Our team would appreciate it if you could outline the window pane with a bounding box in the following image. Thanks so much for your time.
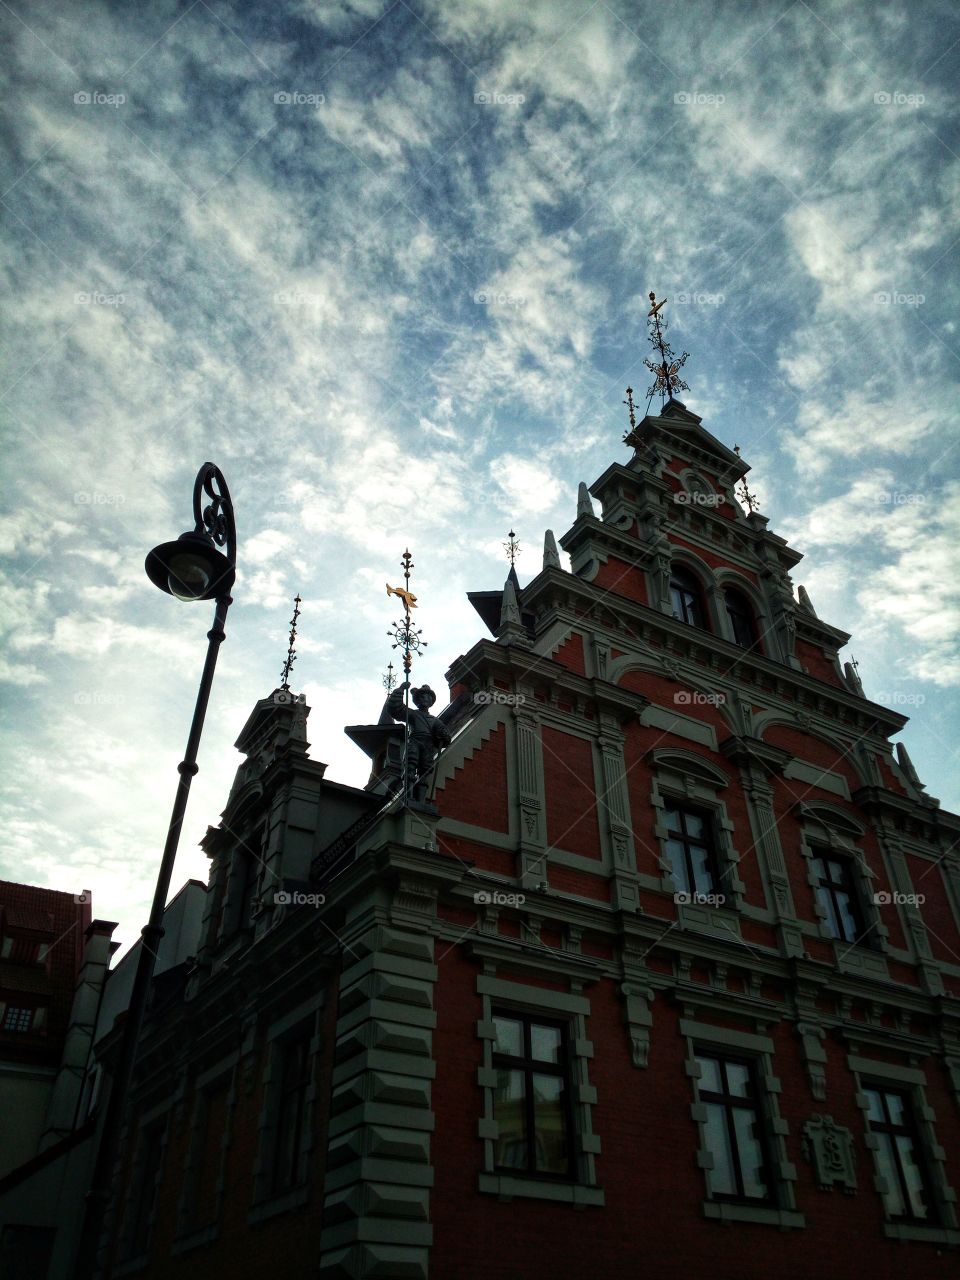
[827,860,844,883]
[835,891,859,943]
[532,1073,568,1174]
[493,1016,523,1058]
[664,807,682,832]
[811,857,826,881]
[732,1108,768,1200]
[666,840,690,892]
[875,1133,906,1217]
[696,1056,723,1094]
[884,1092,905,1126]
[725,1062,752,1098]
[690,845,715,895]
[530,1024,562,1064]
[895,1135,929,1220]
[864,1089,884,1123]
[703,1103,737,1196]
[493,1069,526,1168]
[683,812,705,840]
[896,1141,931,1218]
[816,886,842,939]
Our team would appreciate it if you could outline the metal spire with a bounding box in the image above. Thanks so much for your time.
[643,291,690,405]
[386,549,427,806]
[386,549,426,679]
[280,593,302,690]
[622,385,642,449]
[733,445,760,514]
[383,660,397,691]
[503,528,520,568]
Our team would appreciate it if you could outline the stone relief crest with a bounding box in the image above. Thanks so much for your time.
[801,1114,857,1193]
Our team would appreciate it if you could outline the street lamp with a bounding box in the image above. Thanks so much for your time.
[74,463,236,1279]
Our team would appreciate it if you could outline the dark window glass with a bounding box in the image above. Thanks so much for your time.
[129,1124,164,1256]
[236,830,264,930]
[670,567,707,629]
[695,1053,772,1203]
[863,1086,936,1222]
[192,1080,229,1228]
[492,1012,572,1178]
[272,1031,313,1194]
[811,854,864,943]
[2,1006,34,1033]
[724,589,759,649]
[664,803,719,897]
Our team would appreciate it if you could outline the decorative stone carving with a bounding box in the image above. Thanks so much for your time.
[612,829,629,866]
[797,1021,828,1101]
[620,981,654,1070]
[801,1115,857,1193]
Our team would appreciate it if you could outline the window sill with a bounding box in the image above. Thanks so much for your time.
[678,901,742,941]
[479,1173,604,1206]
[170,1223,218,1255]
[703,1201,805,1229]
[247,1183,310,1225]
[834,944,888,980]
[883,1222,960,1246]
[112,1255,149,1277]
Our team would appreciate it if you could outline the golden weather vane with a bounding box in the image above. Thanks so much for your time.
[386,549,426,678]
[280,593,302,690]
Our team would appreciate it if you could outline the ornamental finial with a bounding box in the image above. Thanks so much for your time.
[732,445,760,513]
[622,386,640,451]
[643,291,690,405]
[280,593,302,690]
[386,548,426,677]
[504,528,520,568]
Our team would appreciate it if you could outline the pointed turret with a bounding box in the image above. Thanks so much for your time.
[895,740,925,792]
[496,572,532,648]
[577,482,595,518]
[843,661,864,696]
[543,529,561,570]
[797,585,818,616]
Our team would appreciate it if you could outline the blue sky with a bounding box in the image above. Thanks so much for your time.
[1,0,958,951]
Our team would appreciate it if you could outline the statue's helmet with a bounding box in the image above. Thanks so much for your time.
[412,685,437,709]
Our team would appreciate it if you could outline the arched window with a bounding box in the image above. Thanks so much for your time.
[724,588,759,650]
[670,566,707,629]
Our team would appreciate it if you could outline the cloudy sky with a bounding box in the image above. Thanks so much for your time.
[2,0,958,953]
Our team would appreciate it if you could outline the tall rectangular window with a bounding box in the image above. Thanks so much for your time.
[695,1052,772,1203]
[191,1079,229,1229]
[864,1085,936,1223]
[128,1123,164,1256]
[664,803,719,897]
[492,1012,571,1178]
[272,1032,313,1194]
[811,853,864,943]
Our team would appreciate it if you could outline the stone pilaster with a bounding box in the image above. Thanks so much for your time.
[728,748,805,959]
[874,818,944,997]
[597,732,641,912]
[319,922,436,1280]
[514,710,548,890]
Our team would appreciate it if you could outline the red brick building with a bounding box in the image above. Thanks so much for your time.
[0,881,95,1179]
[96,397,959,1279]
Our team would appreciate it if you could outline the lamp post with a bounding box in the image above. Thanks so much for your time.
[74,463,236,1279]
